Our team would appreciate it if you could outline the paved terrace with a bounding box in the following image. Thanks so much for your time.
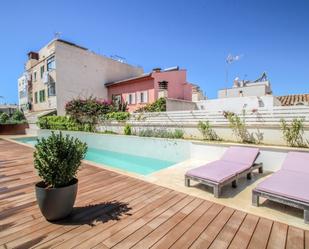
[0,140,308,249]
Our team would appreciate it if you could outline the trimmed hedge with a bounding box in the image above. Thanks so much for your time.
[37,116,93,132]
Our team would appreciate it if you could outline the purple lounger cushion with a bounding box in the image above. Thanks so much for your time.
[221,146,260,166]
[255,170,309,203]
[186,146,260,183]
[281,151,309,174]
[186,160,251,183]
[255,151,309,203]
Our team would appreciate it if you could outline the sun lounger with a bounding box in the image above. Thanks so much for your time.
[185,146,262,197]
[252,151,309,223]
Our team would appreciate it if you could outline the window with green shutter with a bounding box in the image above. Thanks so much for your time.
[40,65,44,78]
[34,92,38,103]
[39,90,45,102]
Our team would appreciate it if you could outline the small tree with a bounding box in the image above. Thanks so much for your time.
[280,118,308,147]
[198,121,220,141]
[12,110,25,121]
[224,111,255,143]
[0,112,9,124]
[33,132,88,188]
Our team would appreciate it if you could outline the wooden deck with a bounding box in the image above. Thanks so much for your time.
[0,140,308,249]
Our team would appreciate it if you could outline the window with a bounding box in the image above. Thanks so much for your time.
[33,72,37,82]
[137,91,148,103]
[19,90,26,98]
[126,93,135,105]
[39,90,45,102]
[47,56,55,71]
[40,65,45,78]
[48,83,56,96]
[34,92,38,103]
[140,92,144,103]
[158,81,168,90]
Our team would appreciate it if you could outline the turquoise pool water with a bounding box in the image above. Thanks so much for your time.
[13,137,176,175]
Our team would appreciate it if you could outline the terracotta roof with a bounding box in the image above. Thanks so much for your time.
[105,67,182,87]
[105,73,153,87]
[277,94,309,106]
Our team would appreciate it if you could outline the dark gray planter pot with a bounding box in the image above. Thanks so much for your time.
[35,178,78,221]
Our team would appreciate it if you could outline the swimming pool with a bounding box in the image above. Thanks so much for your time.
[13,134,186,175]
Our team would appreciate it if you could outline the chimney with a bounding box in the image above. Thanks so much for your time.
[27,51,39,60]
[152,67,161,73]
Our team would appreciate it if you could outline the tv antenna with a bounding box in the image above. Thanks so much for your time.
[225,53,243,84]
[54,32,62,39]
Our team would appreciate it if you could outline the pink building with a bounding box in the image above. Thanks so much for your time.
[105,67,194,112]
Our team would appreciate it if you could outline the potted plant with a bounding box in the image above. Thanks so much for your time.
[33,131,87,221]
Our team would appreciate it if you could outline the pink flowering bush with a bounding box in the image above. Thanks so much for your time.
[65,96,113,124]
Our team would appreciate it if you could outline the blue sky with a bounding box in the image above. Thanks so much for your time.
[0,0,308,104]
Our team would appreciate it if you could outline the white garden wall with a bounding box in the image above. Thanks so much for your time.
[99,106,309,146]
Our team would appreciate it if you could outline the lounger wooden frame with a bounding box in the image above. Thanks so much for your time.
[185,162,263,198]
[252,189,309,224]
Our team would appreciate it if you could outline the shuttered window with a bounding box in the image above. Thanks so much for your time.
[137,91,148,103]
[126,93,136,104]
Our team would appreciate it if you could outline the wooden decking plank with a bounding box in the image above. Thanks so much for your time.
[151,200,213,249]
[0,176,129,232]
[170,203,223,249]
[35,186,167,248]
[189,206,235,249]
[52,189,175,249]
[131,198,204,249]
[208,210,246,249]
[32,182,159,248]
[102,193,187,248]
[247,218,273,249]
[286,226,305,249]
[304,230,309,249]
[0,179,148,244]
[266,222,288,249]
[110,195,195,249]
[228,214,259,249]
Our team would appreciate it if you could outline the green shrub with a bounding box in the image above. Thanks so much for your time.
[198,121,220,141]
[135,98,166,113]
[280,118,308,147]
[0,112,9,124]
[37,116,91,131]
[124,124,132,135]
[33,132,87,188]
[12,110,25,121]
[138,128,184,139]
[173,129,185,139]
[104,112,130,121]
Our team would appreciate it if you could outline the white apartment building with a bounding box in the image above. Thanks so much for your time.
[197,73,281,112]
[17,73,28,111]
[218,72,272,98]
[19,39,143,115]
